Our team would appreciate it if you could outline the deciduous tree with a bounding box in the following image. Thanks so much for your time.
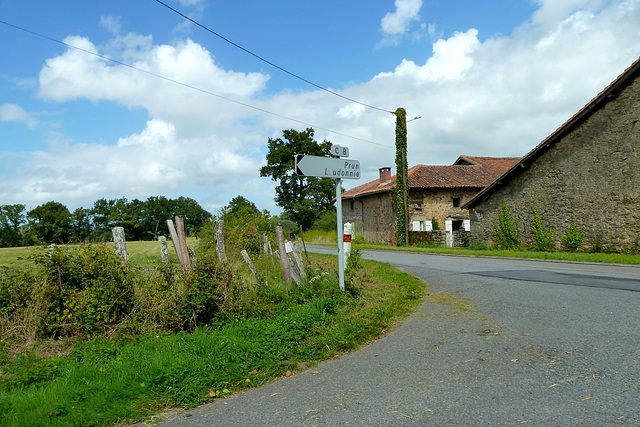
[27,201,72,244]
[260,128,335,230]
[0,204,26,247]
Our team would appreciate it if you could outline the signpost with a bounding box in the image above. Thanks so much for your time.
[295,147,360,291]
[294,155,360,180]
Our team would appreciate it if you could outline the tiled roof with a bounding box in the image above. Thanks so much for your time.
[342,156,520,199]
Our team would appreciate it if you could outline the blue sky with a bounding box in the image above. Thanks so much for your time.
[1,0,639,215]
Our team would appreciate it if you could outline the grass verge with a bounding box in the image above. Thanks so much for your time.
[0,253,426,426]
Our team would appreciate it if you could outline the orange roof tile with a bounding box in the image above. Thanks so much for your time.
[342,156,520,199]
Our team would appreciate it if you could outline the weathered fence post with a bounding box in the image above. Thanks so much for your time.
[112,226,129,262]
[276,225,292,285]
[166,219,191,271]
[215,220,227,263]
[241,250,261,280]
[166,220,183,264]
[292,240,306,282]
[286,241,302,285]
[175,216,191,271]
[158,235,170,264]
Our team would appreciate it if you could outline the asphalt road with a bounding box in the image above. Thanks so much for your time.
[152,248,640,426]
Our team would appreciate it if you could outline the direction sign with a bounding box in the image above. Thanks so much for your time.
[331,144,349,158]
[295,154,361,180]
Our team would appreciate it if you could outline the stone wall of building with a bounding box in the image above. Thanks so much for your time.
[470,77,640,250]
[409,230,470,247]
[342,192,396,243]
[409,188,480,228]
[342,187,483,244]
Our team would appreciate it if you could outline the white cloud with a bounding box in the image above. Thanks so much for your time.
[381,0,423,35]
[532,0,609,26]
[0,103,38,128]
[0,118,263,209]
[37,35,270,138]
[175,0,205,6]
[100,15,121,35]
[375,29,480,81]
[6,0,640,212]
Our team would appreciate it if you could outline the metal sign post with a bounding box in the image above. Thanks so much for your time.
[336,178,344,291]
[295,147,359,291]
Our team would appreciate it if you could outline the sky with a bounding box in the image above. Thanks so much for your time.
[1,0,639,216]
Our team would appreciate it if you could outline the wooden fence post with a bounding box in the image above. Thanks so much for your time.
[215,220,227,263]
[241,250,261,280]
[293,239,306,281]
[175,216,191,271]
[285,241,302,285]
[158,235,170,264]
[112,226,129,262]
[167,219,189,271]
[276,225,292,285]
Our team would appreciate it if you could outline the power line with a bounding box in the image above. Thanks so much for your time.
[0,20,393,149]
[153,0,394,114]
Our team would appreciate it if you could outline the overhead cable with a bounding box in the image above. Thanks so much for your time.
[153,0,394,114]
[0,20,393,149]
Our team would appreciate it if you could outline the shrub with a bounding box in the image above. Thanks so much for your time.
[561,220,583,252]
[431,217,441,231]
[33,245,135,337]
[0,268,35,317]
[531,207,553,252]
[493,204,520,250]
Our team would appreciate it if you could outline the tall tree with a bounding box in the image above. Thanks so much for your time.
[27,201,72,244]
[0,204,26,247]
[260,128,335,230]
[226,196,259,217]
[173,196,212,237]
[139,195,174,239]
[70,207,93,243]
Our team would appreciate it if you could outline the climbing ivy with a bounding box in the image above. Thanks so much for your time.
[394,107,408,246]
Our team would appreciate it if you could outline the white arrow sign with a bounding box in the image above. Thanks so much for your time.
[295,154,361,180]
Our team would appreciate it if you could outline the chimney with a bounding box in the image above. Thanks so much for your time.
[379,167,391,183]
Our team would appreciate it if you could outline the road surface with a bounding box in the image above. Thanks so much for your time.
[153,248,640,426]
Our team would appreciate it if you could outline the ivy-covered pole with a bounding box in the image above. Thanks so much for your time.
[392,107,409,246]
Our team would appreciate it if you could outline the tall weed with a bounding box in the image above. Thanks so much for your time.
[493,204,520,250]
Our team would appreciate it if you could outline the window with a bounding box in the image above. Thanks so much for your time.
[452,197,461,208]
[412,199,423,210]
[350,200,354,211]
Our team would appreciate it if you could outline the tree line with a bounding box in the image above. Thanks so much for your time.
[0,196,211,247]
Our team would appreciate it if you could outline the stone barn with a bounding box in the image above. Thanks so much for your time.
[464,56,640,251]
[341,156,519,243]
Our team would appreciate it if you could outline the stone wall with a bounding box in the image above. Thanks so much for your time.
[342,192,396,244]
[470,77,640,250]
[409,230,470,247]
[408,188,479,227]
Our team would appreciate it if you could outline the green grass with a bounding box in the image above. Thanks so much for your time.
[0,246,38,268]
[0,252,427,426]
[0,238,197,270]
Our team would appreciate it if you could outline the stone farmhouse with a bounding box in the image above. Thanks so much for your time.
[341,156,520,243]
[464,56,640,250]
